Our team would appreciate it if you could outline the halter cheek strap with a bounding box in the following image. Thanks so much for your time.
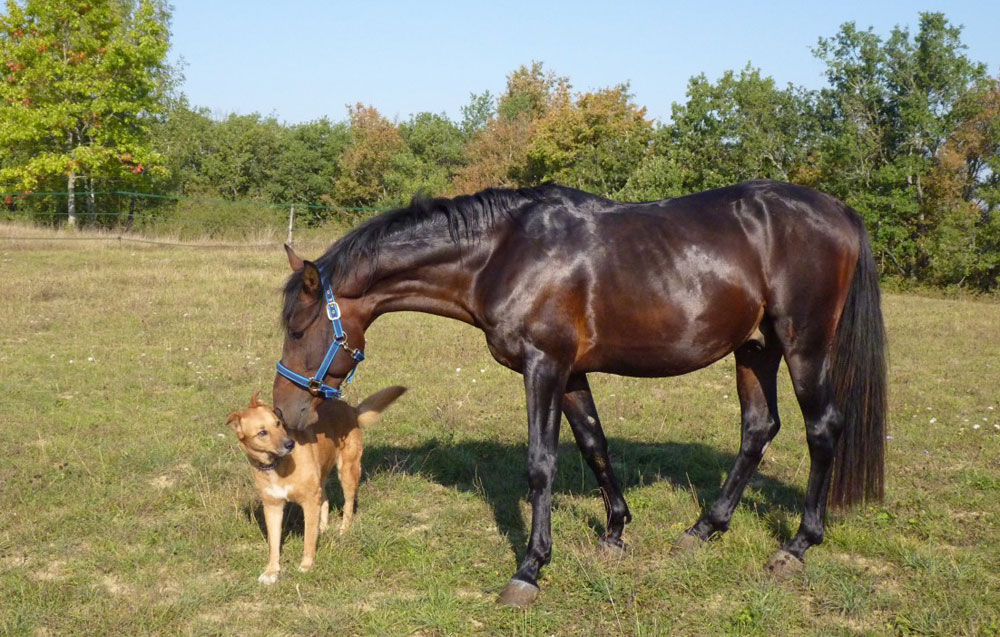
[275,281,365,400]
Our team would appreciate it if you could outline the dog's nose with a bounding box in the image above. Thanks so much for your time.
[284,440,295,451]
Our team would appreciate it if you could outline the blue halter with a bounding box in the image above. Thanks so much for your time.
[275,280,365,399]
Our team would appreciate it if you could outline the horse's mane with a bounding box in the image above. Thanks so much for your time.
[281,184,564,325]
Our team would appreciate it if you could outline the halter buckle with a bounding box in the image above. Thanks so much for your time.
[326,301,341,321]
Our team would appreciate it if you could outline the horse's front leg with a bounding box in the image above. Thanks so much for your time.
[498,350,569,608]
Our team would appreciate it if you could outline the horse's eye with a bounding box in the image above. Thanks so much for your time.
[290,330,304,339]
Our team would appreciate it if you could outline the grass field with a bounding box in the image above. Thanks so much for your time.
[1,224,999,636]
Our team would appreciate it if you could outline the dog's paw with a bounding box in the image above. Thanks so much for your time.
[258,571,279,585]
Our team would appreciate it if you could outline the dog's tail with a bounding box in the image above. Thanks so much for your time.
[357,386,407,428]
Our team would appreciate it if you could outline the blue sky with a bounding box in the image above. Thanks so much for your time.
[168,1,1000,125]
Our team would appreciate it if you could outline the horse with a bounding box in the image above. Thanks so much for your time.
[272,180,887,607]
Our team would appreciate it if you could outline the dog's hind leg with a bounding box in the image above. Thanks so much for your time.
[338,456,361,535]
[259,502,284,584]
[320,493,330,534]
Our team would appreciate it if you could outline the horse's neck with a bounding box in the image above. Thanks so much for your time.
[362,241,485,326]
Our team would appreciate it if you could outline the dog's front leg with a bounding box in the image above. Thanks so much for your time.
[300,494,321,572]
[259,502,284,584]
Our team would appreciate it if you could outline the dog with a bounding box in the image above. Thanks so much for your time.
[227,387,405,584]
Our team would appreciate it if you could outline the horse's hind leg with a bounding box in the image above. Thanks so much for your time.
[676,340,782,548]
[562,373,632,553]
[766,343,842,576]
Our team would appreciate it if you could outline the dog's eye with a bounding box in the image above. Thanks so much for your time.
[257,430,268,438]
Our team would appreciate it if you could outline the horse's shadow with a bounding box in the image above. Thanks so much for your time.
[361,437,804,559]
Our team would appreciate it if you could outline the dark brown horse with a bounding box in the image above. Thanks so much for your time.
[273,180,887,607]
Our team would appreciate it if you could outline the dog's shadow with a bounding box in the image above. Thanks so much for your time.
[242,488,350,547]
[360,438,804,560]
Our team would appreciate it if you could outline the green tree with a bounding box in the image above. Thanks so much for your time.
[400,112,464,169]
[150,97,213,194]
[195,112,285,201]
[615,133,688,202]
[273,118,350,213]
[812,12,987,279]
[459,90,494,137]
[668,65,815,190]
[0,0,173,226]
[154,102,350,215]
[392,112,465,198]
[619,66,814,202]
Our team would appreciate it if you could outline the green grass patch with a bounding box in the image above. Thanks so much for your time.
[1,225,999,635]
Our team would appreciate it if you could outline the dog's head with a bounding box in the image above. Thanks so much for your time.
[227,391,295,469]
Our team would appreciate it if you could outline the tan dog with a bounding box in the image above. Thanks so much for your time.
[227,387,405,584]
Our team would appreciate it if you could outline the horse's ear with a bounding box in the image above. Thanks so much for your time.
[284,244,304,272]
[302,261,322,297]
[250,390,266,407]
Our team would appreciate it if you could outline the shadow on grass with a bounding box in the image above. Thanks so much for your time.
[362,438,804,560]
[242,501,304,546]
[241,487,350,547]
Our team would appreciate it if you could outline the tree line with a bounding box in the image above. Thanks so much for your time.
[2,2,998,289]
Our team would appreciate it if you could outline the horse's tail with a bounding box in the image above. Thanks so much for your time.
[829,217,888,509]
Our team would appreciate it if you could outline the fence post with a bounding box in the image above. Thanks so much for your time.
[67,173,77,229]
[287,205,295,245]
[126,195,135,230]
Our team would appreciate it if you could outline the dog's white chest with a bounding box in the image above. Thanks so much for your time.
[264,483,293,500]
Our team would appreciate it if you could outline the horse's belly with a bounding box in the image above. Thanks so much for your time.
[574,294,762,376]
[577,338,735,377]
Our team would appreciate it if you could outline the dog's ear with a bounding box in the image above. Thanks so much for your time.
[301,261,322,297]
[285,244,304,272]
[226,411,243,437]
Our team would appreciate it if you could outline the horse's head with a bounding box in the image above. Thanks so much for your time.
[273,245,368,431]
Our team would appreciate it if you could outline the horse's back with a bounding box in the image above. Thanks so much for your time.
[619,180,860,239]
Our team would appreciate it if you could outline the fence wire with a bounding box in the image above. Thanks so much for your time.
[0,189,384,244]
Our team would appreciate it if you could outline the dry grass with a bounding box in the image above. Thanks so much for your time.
[1,224,998,635]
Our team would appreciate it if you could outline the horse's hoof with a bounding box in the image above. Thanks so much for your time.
[670,532,705,554]
[597,536,627,558]
[497,579,540,608]
[765,549,804,578]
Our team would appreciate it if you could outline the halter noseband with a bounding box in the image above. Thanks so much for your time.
[275,280,365,400]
